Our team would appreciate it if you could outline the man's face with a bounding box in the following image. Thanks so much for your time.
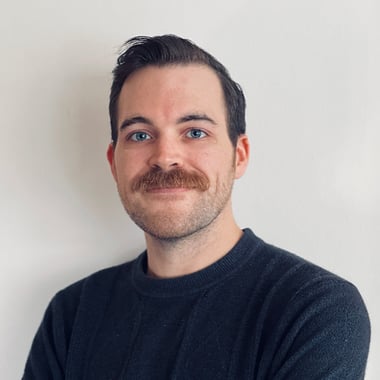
[107,64,248,240]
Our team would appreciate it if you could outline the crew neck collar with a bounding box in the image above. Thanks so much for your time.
[131,228,262,297]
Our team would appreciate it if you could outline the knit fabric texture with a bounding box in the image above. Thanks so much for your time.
[23,229,370,379]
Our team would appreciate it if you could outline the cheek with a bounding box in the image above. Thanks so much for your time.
[114,152,152,189]
[192,149,231,178]
[112,154,133,184]
[115,148,141,171]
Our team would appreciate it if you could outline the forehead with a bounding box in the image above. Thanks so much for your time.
[117,64,226,124]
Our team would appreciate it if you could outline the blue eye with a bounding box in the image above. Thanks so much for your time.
[186,129,207,139]
[130,132,151,141]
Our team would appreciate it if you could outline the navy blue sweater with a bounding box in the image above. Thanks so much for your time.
[23,229,370,379]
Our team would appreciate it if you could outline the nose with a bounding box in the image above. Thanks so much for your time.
[147,136,183,171]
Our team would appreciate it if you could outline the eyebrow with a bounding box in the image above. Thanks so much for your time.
[177,113,217,125]
[119,113,217,132]
[119,116,153,131]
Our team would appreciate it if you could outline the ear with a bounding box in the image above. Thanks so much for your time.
[106,143,118,181]
[234,134,250,179]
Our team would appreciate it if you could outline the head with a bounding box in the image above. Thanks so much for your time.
[109,34,246,147]
[107,37,250,242]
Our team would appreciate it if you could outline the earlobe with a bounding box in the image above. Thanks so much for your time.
[106,143,118,181]
[234,135,250,179]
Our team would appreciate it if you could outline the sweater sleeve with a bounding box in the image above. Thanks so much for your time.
[270,278,371,380]
[22,284,81,380]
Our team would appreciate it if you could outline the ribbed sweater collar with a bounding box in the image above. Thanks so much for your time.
[131,228,262,297]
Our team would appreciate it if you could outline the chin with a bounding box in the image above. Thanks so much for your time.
[140,223,198,241]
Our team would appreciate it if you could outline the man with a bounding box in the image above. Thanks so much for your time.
[23,35,370,379]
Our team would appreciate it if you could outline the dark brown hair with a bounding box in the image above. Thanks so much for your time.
[109,34,246,146]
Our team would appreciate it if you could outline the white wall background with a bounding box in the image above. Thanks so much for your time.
[0,0,378,378]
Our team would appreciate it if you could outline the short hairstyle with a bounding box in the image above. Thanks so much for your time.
[109,34,246,146]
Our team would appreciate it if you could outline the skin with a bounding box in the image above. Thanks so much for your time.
[107,64,249,278]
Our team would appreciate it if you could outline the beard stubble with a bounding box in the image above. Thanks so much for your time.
[118,166,234,241]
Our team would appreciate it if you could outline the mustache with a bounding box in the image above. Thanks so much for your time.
[132,168,210,192]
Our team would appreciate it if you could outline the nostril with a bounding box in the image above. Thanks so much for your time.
[148,142,183,170]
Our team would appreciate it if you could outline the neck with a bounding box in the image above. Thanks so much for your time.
[144,207,242,278]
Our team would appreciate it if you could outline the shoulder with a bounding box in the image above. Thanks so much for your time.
[251,231,369,319]
[53,258,136,307]
[40,259,139,352]
[22,257,143,379]
[244,229,366,303]
[243,230,371,377]
[45,257,140,333]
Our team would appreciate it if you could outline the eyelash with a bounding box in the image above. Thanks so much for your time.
[185,129,207,139]
[128,131,152,142]
[126,128,208,142]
